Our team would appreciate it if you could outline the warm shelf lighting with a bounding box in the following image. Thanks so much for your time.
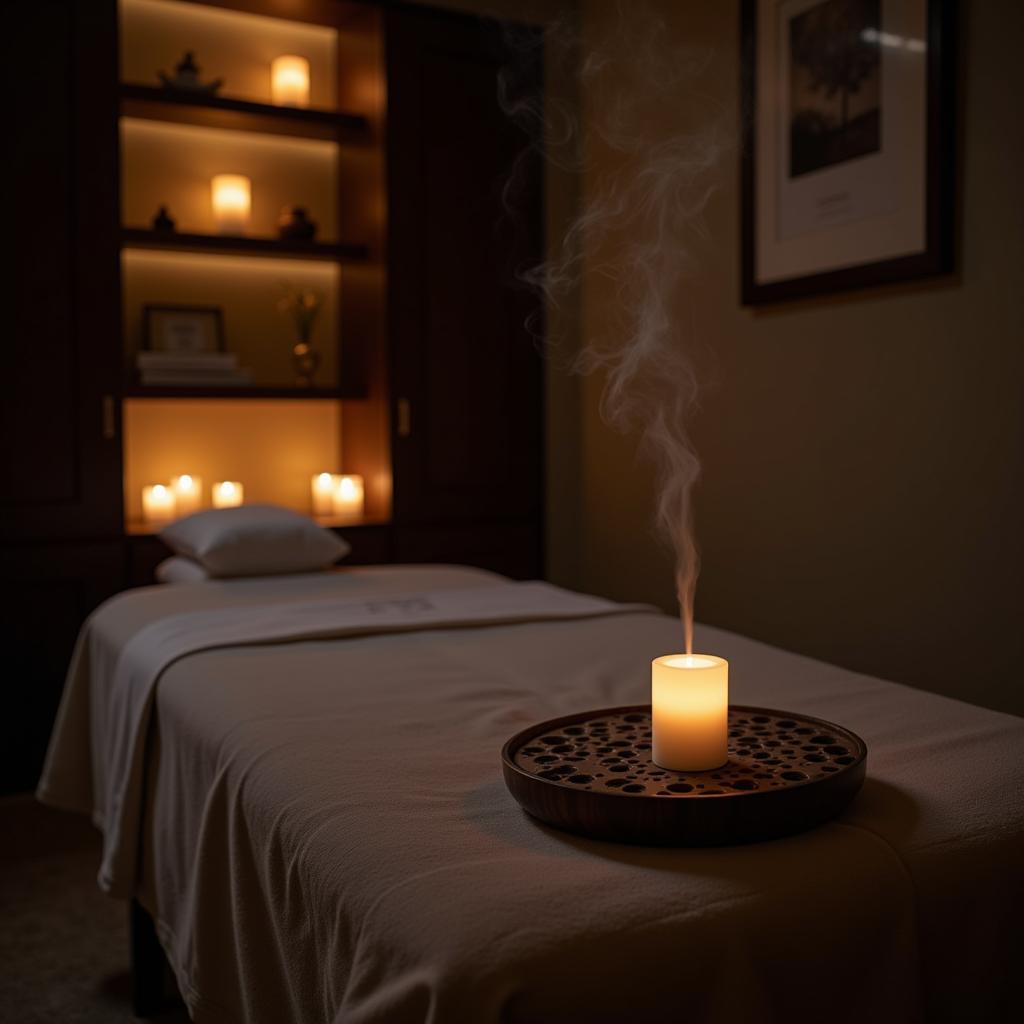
[311,472,341,516]
[212,480,244,508]
[142,483,176,524]
[271,55,311,108]
[332,474,364,522]
[211,174,251,235]
[171,474,203,515]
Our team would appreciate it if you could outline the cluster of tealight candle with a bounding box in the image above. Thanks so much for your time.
[310,473,364,522]
[141,475,243,524]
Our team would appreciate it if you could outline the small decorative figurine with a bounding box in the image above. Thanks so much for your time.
[151,205,176,232]
[277,206,317,241]
[158,52,224,95]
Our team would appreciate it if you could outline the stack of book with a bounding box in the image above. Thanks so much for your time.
[136,351,253,387]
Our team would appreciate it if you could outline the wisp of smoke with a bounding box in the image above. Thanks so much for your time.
[499,2,729,654]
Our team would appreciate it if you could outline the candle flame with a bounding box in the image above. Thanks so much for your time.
[665,654,719,671]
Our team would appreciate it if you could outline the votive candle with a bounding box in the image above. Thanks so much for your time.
[271,55,310,108]
[171,474,203,515]
[212,480,244,508]
[311,472,341,516]
[142,483,176,524]
[332,474,364,522]
[651,654,729,771]
[211,174,251,235]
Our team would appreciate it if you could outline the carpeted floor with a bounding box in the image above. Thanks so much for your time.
[0,795,189,1023]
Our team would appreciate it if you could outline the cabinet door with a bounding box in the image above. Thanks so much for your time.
[0,0,122,542]
[387,8,544,526]
[0,542,125,795]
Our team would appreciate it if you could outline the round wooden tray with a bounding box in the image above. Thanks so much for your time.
[502,705,867,846]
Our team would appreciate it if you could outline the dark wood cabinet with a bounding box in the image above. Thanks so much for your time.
[1,1,124,794]
[0,0,122,544]
[387,7,544,567]
[0,543,126,794]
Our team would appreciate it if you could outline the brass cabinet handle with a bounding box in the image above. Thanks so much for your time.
[397,398,411,438]
[102,395,116,440]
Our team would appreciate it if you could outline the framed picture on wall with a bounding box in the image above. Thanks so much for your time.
[143,304,226,353]
[740,0,956,305]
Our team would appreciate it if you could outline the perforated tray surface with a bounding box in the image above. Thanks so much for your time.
[501,705,867,846]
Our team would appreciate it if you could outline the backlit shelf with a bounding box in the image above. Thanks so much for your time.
[122,228,368,263]
[121,385,364,400]
[120,84,369,143]
[125,517,390,537]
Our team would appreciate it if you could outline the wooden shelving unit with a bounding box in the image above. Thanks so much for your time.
[121,228,368,263]
[120,83,369,141]
[117,0,391,527]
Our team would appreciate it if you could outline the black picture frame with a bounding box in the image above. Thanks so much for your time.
[142,304,226,353]
[740,0,956,305]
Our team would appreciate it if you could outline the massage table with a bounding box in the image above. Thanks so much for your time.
[38,565,1024,1022]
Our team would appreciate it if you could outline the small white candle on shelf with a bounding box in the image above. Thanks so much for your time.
[271,55,310,108]
[142,483,176,524]
[171,474,203,515]
[311,472,341,516]
[211,174,251,235]
[212,480,243,508]
[651,654,729,771]
[332,474,364,522]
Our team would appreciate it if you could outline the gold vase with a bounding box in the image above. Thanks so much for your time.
[292,340,321,387]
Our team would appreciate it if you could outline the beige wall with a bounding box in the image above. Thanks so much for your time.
[573,0,1024,716]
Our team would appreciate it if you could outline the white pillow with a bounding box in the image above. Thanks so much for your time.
[155,556,211,583]
[160,504,350,578]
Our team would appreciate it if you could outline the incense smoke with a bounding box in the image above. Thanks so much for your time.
[499,4,729,654]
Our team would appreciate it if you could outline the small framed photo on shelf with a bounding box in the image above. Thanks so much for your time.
[740,0,955,305]
[143,304,225,353]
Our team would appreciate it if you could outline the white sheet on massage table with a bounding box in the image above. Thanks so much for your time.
[41,566,1024,1023]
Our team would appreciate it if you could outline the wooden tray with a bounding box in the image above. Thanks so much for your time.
[502,705,867,846]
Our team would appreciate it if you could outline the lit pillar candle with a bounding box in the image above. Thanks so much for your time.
[271,55,310,108]
[332,474,364,522]
[212,480,244,508]
[211,174,251,235]
[142,483,176,524]
[171,474,203,515]
[651,654,729,771]
[311,472,341,516]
